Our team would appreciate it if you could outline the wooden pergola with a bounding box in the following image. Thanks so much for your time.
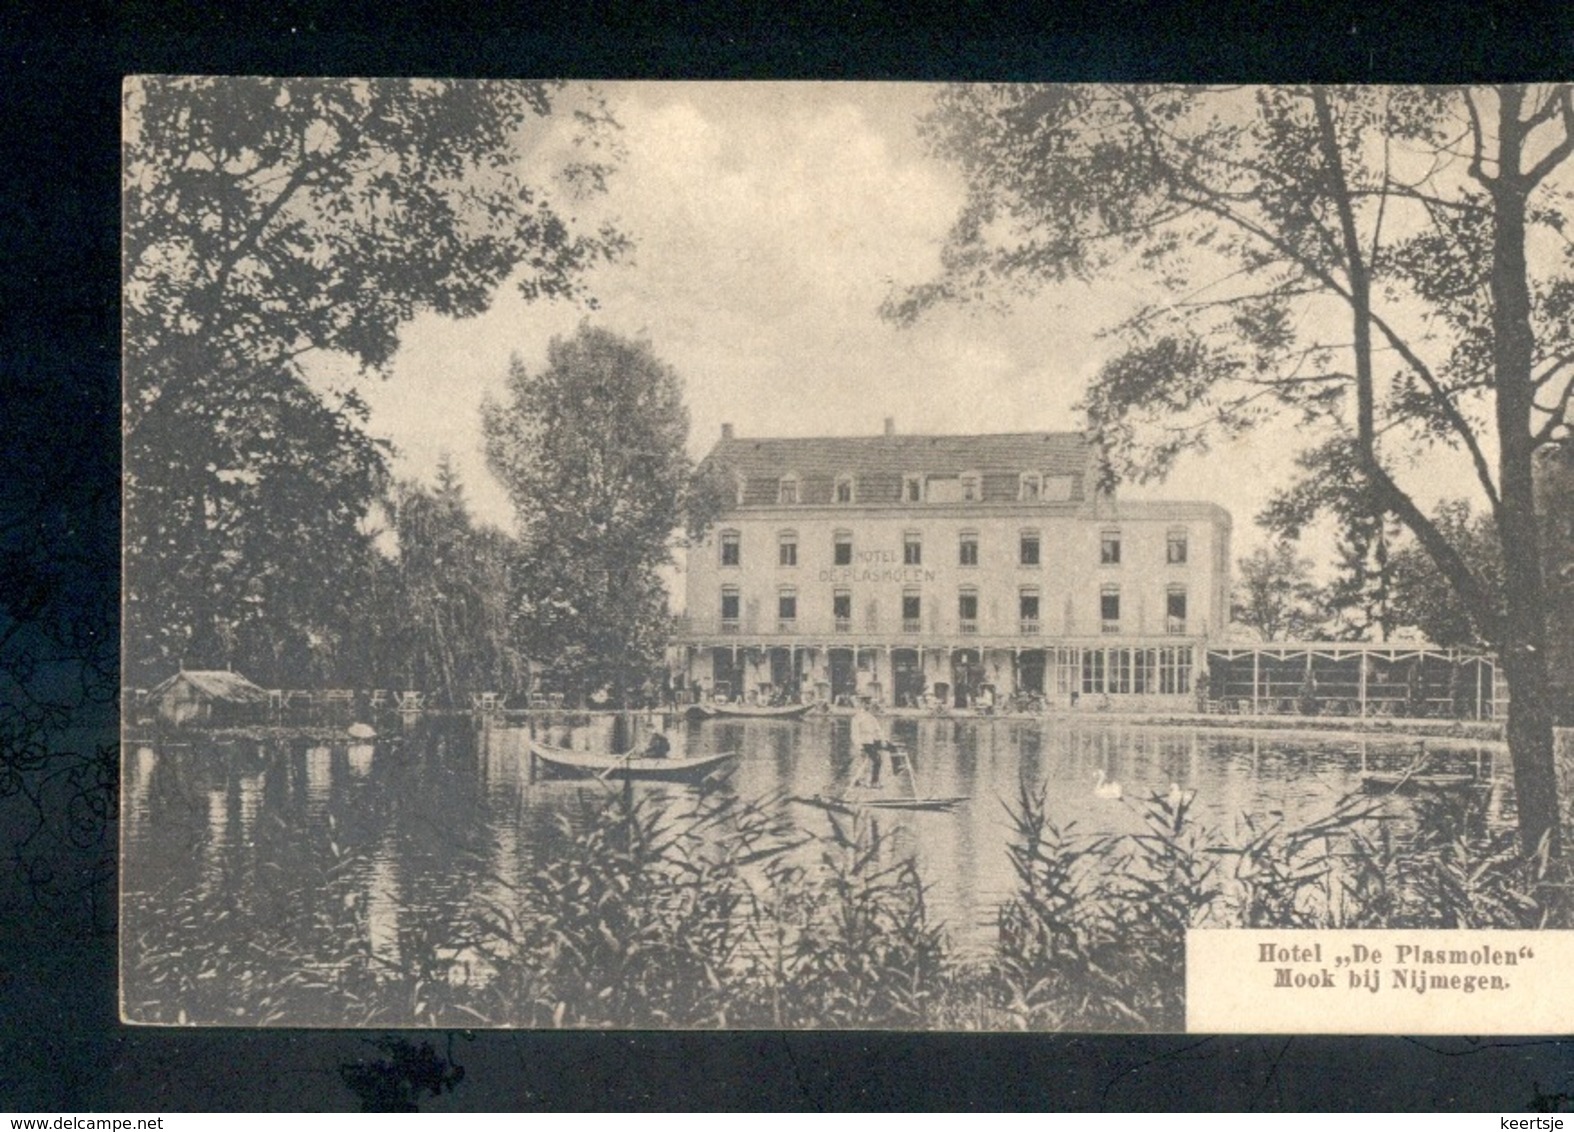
[1202,642,1499,720]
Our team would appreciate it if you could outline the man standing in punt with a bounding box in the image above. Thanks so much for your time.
[851,698,892,788]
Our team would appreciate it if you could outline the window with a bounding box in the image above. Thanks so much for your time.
[1159,646,1193,694]
[833,589,852,632]
[1019,589,1041,634]
[903,474,924,503]
[833,530,852,566]
[1100,529,1122,565]
[835,474,855,504]
[1167,528,1189,565]
[1019,531,1041,566]
[778,530,797,567]
[720,587,740,629]
[961,471,981,502]
[1134,648,1156,694]
[902,590,921,632]
[1166,586,1187,634]
[959,531,979,567]
[1100,585,1121,633]
[1110,648,1132,693]
[1019,472,1042,501]
[1082,648,1105,694]
[719,530,740,567]
[903,532,922,566]
[1085,647,1137,694]
[1042,474,1074,501]
[777,588,797,626]
[778,475,799,504]
[958,589,979,633]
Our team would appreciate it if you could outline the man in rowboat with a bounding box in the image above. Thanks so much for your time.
[641,718,671,759]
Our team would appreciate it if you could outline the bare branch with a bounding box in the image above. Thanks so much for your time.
[1520,84,1568,132]
[1523,87,1574,189]
[1363,306,1501,508]
[1534,353,1574,390]
[1464,87,1494,187]
[1533,372,1574,446]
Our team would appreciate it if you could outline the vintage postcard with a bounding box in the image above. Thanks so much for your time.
[120,79,1574,1032]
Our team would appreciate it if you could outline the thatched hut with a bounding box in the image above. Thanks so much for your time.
[146,669,270,727]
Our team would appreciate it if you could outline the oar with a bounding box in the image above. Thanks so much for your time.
[1386,740,1430,794]
[598,747,639,781]
[893,743,920,801]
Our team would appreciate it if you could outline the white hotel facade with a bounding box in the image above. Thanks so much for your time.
[672,422,1231,709]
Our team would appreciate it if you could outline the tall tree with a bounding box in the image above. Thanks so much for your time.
[122,77,624,685]
[888,85,1574,856]
[1232,542,1321,642]
[375,460,529,704]
[482,326,700,702]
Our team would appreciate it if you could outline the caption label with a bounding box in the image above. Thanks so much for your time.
[1187,930,1574,1033]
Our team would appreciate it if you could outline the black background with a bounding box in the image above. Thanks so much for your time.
[5,0,1574,1111]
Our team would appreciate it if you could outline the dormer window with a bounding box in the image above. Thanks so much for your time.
[835,474,855,504]
[960,471,981,502]
[1042,474,1074,501]
[903,474,924,503]
[1019,472,1042,501]
[778,474,799,504]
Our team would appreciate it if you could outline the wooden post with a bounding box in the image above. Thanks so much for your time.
[1252,649,1260,715]
[1476,658,1484,722]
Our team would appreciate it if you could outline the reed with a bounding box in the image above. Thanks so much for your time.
[732,810,951,1029]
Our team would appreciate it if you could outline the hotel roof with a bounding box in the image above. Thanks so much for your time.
[703,427,1093,506]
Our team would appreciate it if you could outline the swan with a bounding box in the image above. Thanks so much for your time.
[1093,767,1123,800]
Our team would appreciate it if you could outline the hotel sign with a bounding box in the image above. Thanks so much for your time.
[817,548,938,585]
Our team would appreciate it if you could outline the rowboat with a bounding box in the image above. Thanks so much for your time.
[529,741,738,783]
[792,792,969,814]
[689,701,814,721]
[1359,771,1481,795]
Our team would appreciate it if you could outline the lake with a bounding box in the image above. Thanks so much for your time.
[120,714,1506,1023]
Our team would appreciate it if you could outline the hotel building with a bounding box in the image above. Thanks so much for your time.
[672,422,1231,709]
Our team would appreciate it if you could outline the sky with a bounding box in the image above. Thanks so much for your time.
[340,82,1493,573]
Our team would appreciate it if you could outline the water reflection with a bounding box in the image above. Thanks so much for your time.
[347,742,375,777]
[123,717,1507,979]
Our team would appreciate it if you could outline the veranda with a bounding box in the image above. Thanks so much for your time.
[1202,642,1503,720]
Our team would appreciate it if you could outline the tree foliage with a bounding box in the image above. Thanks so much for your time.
[1260,440,1400,641]
[372,461,530,702]
[1231,542,1322,642]
[1389,500,1504,649]
[890,83,1574,855]
[483,326,704,701]
[122,77,624,686]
